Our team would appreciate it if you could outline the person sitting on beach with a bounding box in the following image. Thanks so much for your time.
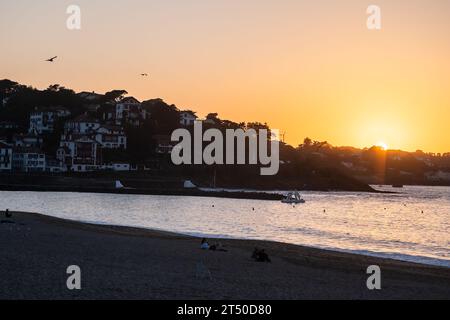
[251,248,271,262]
[259,249,271,262]
[209,242,228,252]
[201,238,210,250]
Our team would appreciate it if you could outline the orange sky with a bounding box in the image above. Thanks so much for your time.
[1,0,449,153]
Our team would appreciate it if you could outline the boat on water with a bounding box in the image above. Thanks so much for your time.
[281,191,306,204]
[115,180,125,189]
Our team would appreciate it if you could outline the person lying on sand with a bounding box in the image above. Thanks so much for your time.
[252,248,271,262]
[200,239,228,252]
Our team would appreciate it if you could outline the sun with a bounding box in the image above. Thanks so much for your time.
[376,141,389,150]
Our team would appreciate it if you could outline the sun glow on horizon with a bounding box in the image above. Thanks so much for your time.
[1,0,450,153]
[376,142,389,151]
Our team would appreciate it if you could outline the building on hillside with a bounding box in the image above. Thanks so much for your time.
[115,97,146,127]
[45,157,67,173]
[29,109,56,134]
[56,146,72,168]
[57,135,101,172]
[64,114,101,134]
[12,147,46,172]
[179,110,197,126]
[95,125,127,149]
[102,105,116,123]
[13,133,43,148]
[28,107,71,135]
[0,142,12,172]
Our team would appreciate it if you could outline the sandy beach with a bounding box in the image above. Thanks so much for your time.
[1,211,449,300]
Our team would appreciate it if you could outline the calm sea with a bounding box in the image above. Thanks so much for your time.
[1,185,449,267]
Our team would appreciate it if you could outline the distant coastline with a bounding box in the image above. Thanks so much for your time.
[0,170,385,200]
[1,79,449,191]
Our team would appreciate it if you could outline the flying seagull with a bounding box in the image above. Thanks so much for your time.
[140,73,149,77]
[45,56,58,62]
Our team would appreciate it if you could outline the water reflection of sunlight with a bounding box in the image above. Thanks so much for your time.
[0,186,448,266]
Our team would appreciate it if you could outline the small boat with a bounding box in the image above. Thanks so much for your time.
[281,191,306,204]
[115,180,124,189]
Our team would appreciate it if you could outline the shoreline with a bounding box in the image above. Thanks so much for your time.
[1,211,449,299]
[27,212,450,271]
[11,211,450,268]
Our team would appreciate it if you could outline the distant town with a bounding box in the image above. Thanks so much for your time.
[0,80,202,173]
[1,79,449,189]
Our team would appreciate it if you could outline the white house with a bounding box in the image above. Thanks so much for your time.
[57,135,101,172]
[29,110,56,134]
[64,114,101,134]
[0,142,12,172]
[95,125,127,149]
[45,157,67,173]
[115,97,146,126]
[12,147,46,172]
[180,110,198,126]
[13,133,43,148]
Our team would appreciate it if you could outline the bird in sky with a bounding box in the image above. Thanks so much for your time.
[45,56,58,62]
[140,73,149,77]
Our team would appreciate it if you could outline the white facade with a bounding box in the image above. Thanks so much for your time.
[65,115,101,134]
[58,135,101,172]
[45,157,67,173]
[95,126,127,149]
[115,97,146,126]
[0,143,12,171]
[180,111,197,126]
[29,111,56,134]
[13,134,43,148]
[12,149,46,172]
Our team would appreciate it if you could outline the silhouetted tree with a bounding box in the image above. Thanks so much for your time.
[142,98,180,134]
[103,90,128,103]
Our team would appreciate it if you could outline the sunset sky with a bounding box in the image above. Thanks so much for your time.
[1,0,449,153]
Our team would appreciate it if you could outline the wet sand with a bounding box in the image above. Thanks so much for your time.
[1,211,449,300]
